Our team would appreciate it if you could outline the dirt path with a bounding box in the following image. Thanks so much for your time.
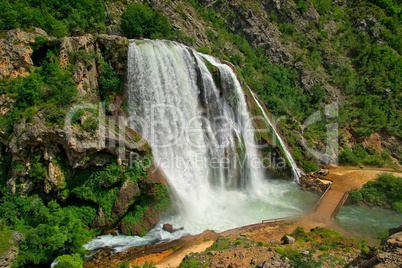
[156,241,214,268]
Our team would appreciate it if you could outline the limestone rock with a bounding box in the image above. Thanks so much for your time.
[119,205,166,236]
[303,1,320,22]
[384,232,402,250]
[112,179,141,218]
[282,235,295,245]
[0,246,18,268]
[300,173,330,194]
[59,34,99,98]
[0,29,35,79]
[355,229,402,267]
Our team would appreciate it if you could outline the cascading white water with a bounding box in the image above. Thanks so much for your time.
[84,40,318,251]
[249,90,302,182]
[83,40,319,252]
[125,39,314,235]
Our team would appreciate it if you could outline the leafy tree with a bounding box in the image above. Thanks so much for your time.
[0,0,106,36]
[0,196,92,266]
[53,254,83,268]
[98,60,122,100]
[120,3,173,39]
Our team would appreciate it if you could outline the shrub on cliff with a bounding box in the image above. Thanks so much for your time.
[120,3,173,39]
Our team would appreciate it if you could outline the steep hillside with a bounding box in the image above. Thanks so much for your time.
[102,0,402,171]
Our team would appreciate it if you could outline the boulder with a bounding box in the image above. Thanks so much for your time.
[384,232,402,250]
[389,225,402,236]
[112,179,141,218]
[163,224,174,233]
[282,235,295,245]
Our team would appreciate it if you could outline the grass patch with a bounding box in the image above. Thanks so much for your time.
[0,227,13,256]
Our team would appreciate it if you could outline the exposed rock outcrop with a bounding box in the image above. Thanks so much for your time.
[0,232,24,268]
[59,34,99,98]
[112,179,141,218]
[355,228,402,268]
[0,28,53,79]
[300,172,331,194]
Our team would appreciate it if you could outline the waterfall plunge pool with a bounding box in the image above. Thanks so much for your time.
[84,177,319,252]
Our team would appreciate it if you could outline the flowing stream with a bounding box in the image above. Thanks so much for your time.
[84,40,317,252]
[249,90,302,181]
[337,204,402,240]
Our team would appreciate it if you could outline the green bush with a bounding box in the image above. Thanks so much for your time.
[120,3,173,39]
[98,60,122,100]
[82,117,98,134]
[0,226,13,256]
[362,155,384,167]
[53,254,83,268]
[1,50,78,133]
[349,173,402,211]
[339,148,360,166]
[0,196,93,266]
[301,161,319,172]
[28,163,47,181]
[349,190,363,202]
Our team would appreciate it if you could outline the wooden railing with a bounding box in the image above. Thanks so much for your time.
[331,190,350,219]
[261,215,301,223]
[310,183,332,212]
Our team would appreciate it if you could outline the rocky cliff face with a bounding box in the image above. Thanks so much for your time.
[0,29,169,236]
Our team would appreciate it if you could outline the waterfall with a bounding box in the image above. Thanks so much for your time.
[249,91,302,182]
[127,39,306,233]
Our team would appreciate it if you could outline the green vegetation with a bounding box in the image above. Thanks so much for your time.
[275,226,369,267]
[0,156,163,266]
[117,261,156,268]
[98,59,123,100]
[0,195,91,266]
[0,0,106,36]
[0,226,13,256]
[70,162,143,217]
[120,3,174,39]
[181,227,368,267]
[0,49,77,136]
[350,173,402,211]
[338,146,394,167]
[205,237,232,252]
[301,161,319,172]
[53,254,84,268]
